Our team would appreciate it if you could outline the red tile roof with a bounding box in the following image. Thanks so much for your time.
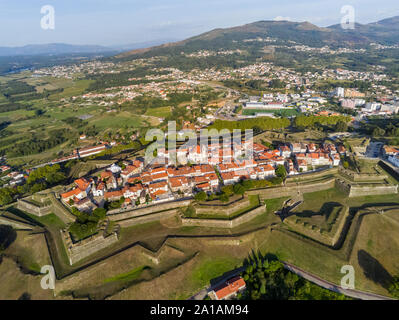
[214,276,246,300]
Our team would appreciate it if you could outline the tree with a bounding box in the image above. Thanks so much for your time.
[93,208,107,220]
[389,276,399,298]
[335,121,348,132]
[219,193,230,203]
[194,191,207,202]
[233,183,246,195]
[275,165,287,180]
[372,127,385,137]
[0,189,13,206]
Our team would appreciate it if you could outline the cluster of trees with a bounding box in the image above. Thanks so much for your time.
[88,141,142,160]
[294,115,352,131]
[120,92,194,116]
[0,79,63,102]
[362,119,399,139]
[194,175,284,203]
[69,207,107,240]
[239,254,348,300]
[2,129,75,157]
[0,80,35,97]
[86,67,168,91]
[7,88,63,102]
[0,164,68,206]
[0,102,31,113]
[104,197,125,211]
[269,79,287,89]
[27,164,66,186]
[210,118,290,132]
[0,188,15,206]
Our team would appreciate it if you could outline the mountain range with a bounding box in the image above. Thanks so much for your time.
[118,16,399,58]
[0,39,178,57]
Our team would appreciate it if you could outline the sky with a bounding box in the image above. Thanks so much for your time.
[0,0,398,47]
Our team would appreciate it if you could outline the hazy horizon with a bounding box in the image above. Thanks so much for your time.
[0,0,398,47]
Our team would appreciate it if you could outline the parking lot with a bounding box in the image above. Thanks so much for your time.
[365,142,384,158]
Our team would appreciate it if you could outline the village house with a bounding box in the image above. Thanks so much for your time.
[209,276,246,300]
[169,176,190,193]
[104,190,124,202]
[279,145,292,158]
[296,159,308,172]
[221,172,240,185]
[290,143,307,154]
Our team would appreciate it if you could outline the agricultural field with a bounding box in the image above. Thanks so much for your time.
[145,106,172,118]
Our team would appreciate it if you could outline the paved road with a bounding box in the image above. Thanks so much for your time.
[283,262,395,300]
[189,262,396,301]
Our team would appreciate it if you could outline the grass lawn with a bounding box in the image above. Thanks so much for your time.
[195,195,261,220]
[48,79,94,100]
[264,197,290,214]
[348,211,399,296]
[104,266,149,284]
[28,213,67,229]
[189,256,242,289]
[90,112,142,130]
[145,106,172,118]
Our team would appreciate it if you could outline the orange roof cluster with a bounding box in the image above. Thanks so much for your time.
[61,188,83,199]
[221,172,237,181]
[100,171,113,180]
[104,190,124,200]
[169,176,189,188]
[74,178,90,191]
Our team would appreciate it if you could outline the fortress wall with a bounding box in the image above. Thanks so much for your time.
[108,200,192,221]
[248,179,336,201]
[0,216,34,230]
[61,230,119,265]
[286,167,338,183]
[349,184,398,197]
[181,205,265,229]
[339,168,386,182]
[116,209,179,228]
[195,196,250,215]
[335,178,351,195]
[16,199,52,217]
[335,177,398,198]
[49,194,76,223]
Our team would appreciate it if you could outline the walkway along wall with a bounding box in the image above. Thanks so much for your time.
[181,205,266,229]
[247,178,336,201]
[107,200,192,221]
[116,209,180,228]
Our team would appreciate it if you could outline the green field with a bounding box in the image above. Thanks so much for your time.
[145,106,172,118]
[104,266,149,284]
[90,112,143,130]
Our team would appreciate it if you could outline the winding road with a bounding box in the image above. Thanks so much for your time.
[189,262,396,300]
